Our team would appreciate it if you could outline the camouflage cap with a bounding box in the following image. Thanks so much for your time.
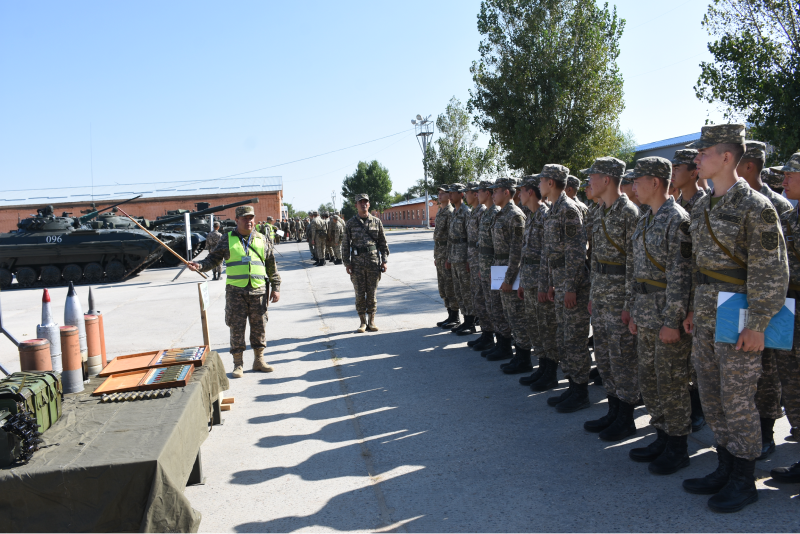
[743,141,767,162]
[686,123,746,150]
[620,169,635,185]
[354,193,369,202]
[236,205,255,217]
[489,177,520,189]
[761,167,785,189]
[539,164,570,183]
[566,175,581,189]
[520,175,541,189]
[266,216,274,221]
[477,179,494,190]
[781,153,800,173]
[672,149,698,166]
[466,182,480,192]
[632,156,672,181]
[437,184,450,192]
[448,183,467,193]
[578,168,591,177]
[586,157,625,179]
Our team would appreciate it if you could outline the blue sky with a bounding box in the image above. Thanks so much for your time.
[0,0,725,212]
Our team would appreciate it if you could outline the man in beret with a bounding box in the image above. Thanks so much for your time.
[682,124,788,512]
[584,157,640,441]
[625,157,693,475]
[188,205,281,378]
[342,194,389,332]
[446,183,477,334]
[434,185,460,329]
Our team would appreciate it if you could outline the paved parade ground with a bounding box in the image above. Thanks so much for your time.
[1,229,798,532]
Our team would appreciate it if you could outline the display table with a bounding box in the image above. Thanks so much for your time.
[0,351,229,533]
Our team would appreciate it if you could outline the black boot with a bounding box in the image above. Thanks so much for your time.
[547,377,574,406]
[683,446,735,494]
[649,434,690,475]
[454,315,477,335]
[519,358,546,385]
[707,457,759,513]
[630,429,668,462]
[531,358,559,391]
[486,335,513,361]
[437,308,455,327]
[468,331,488,347]
[556,381,591,413]
[598,400,636,440]
[757,418,776,460]
[690,388,706,432]
[474,332,496,352]
[584,396,619,433]
[319,258,326,266]
[441,309,461,329]
[503,348,533,374]
[480,333,499,357]
[770,461,800,483]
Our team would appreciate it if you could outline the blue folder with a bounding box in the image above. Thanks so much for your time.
[715,292,795,350]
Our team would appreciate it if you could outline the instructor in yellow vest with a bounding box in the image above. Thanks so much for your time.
[188,205,281,378]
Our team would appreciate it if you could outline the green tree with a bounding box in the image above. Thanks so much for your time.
[468,0,626,174]
[427,97,481,189]
[341,160,393,219]
[318,202,335,214]
[284,203,295,217]
[695,0,800,163]
[294,210,308,219]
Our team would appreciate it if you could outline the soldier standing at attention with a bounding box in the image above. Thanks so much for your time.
[681,124,788,513]
[446,184,476,335]
[770,153,800,483]
[465,183,489,346]
[738,140,794,459]
[306,212,317,258]
[343,194,389,333]
[620,171,642,211]
[188,205,281,378]
[288,217,296,240]
[434,186,460,329]
[584,157,640,442]
[565,175,588,222]
[311,212,329,266]
[539,164,592,413]
[328,212,345,265]
[624,157,693,475]
[206,221,224,280]
[474,180,502,353]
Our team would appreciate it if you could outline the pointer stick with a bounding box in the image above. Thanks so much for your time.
[117,207,209,279]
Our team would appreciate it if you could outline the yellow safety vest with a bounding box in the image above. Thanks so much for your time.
[226,232,267,288]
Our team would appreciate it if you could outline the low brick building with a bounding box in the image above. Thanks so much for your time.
[379,196,440,228]
[0,177,283,232]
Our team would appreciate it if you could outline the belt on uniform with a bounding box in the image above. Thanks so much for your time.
[480,246,495,256]
[594,262,626,275]
[353,244,377,254]
[523,257,540,265]
[468,242,479,248]
[633,277,667,294]
[694,268,747,286]
[550,256,566,268]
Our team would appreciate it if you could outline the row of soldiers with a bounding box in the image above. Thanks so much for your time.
[304,211,345,265]
[258,217,305,243]
[432,123,800,513]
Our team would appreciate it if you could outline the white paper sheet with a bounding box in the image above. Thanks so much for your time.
[491,265,520,290]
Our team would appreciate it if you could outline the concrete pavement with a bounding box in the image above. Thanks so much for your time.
[1,229,798,531]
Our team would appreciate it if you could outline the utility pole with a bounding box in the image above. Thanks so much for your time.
[331,190,337,212]
[412,114,434,229]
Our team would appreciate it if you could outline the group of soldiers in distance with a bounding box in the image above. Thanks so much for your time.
[432,123,800,514]
[255,212,347,266]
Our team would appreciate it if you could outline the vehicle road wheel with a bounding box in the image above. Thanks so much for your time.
[0,268,12,289]
[106,260,125,282]
[83,263,104,283]
[40,265,62,286]
[16,267,38,287]
[62,264,83,284]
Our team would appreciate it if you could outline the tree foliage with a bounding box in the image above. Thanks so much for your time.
[294,210,308,219]
[468,0,626,174]
[341,160,393,219]
[696,0,800,163]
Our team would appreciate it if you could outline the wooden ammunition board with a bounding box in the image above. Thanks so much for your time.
[98,346,208,377]
[92,364,195,396]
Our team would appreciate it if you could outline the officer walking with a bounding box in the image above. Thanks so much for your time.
[188,205,281,378]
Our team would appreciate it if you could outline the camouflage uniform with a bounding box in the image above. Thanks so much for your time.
[289,218,296,240]
[306,215,317,257]
[688,125,789,460]
[434,201,458,310]
[342,208,389,314]
[206,229,224,278]
[479,200,503,335]
[626,160,693,436]
[540,169,592,383]
[198,229,281,357]
[328,214,345,261]
[448,190,473,317]
[467,190,490,331]
[312,215,328,261]
[490,181,528,347]
[521,195,555,358]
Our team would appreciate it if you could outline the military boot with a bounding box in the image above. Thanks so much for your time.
[486,335,513,361]
[547,377,575,406]
[475,332,496,353]
[253,349,274,373]
[690,388,706,432]
[356,314,367,333]
[231,353,244,378]
[367,313,379,332]
[502,347,533,374]
[441,309,461,330]
[683,446,735,494]
[630,428,668,462]
[437,308,455,327]
[757,418,776,460]
[454,315,477,335]
[519,358,546,386]
[707,457,758,513]
[598,399,636,439]
[584,396,619,433]
[468,331,489,347]
[556,381,591,413]
[481,334,503,358]
[648,434,690,475]
[530,358,558,391]
[319,258,326,266]
[770,460,800,483]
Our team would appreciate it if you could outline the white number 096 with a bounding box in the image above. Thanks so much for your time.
[45,236,63,243]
